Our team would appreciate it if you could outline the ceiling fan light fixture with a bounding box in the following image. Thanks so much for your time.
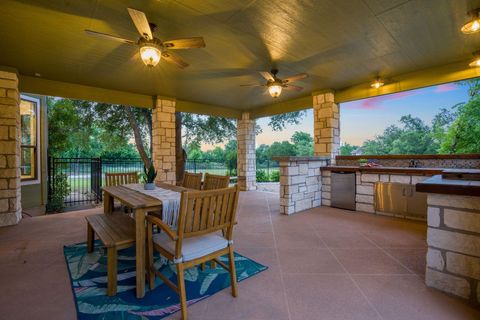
[140,45,161,67]
[462,9,480,34]
[268,83,283,98]
[371,77,384,89]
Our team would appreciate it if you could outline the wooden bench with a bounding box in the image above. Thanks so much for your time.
[86,214,136,296]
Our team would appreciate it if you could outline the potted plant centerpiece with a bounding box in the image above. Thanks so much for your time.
[142,163,157,190]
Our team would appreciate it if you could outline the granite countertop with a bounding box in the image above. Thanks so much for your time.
[416,174,480,196]
[320,166,444,175]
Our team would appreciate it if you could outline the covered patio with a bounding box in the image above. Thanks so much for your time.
[2,191,479,320]
[2,0,480,319]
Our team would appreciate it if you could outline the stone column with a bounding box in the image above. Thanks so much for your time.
[313,91,340,163]
[152,98,176,185]
[237,112,256,191]
[0,70,21,226]
[425,194,480,305]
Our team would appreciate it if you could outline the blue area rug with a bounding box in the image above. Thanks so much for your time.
[64,241,267,319]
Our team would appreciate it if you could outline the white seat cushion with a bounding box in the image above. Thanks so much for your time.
[153,232,228,263]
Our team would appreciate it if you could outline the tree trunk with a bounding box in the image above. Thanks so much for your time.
[124,106,151,168]
[175,112,186,183]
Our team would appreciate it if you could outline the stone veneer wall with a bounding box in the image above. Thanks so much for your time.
[0,71,21,226]
[237,113,256,191]
[321,171,430,220]
[336,158,480,169]
[152,98,176,185]
[425,194,480,305]
[313,91,340,162]
[279,158,329,215]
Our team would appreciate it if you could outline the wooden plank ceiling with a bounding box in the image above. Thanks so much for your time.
[0,0,479,110]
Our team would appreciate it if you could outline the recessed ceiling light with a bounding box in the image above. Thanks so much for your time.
[34,73,41,77]
[469,51,480,67]
[371,77,384,89]
[461,9,480,34]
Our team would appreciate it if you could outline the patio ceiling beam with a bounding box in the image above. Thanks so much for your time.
[248,60,480,119]
[18,75,241,118]
[335,60,480,103]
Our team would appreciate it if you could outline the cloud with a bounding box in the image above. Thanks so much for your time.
[434,83,458,93]
[344,90,420,110]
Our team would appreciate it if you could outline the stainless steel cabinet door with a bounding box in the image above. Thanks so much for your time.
[374,182,408,215]
[405,185,428,218]
[331,172,356,210]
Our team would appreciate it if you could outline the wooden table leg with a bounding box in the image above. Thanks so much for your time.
[87,223,94,253]
[104,193,114,215]
[135,208,146,298]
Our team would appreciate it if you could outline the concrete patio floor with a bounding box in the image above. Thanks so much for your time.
[0,191,479,320]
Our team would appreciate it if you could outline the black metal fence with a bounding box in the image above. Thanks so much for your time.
[48,157,144,207]
[184,159,279,182]
[185,159,237,176]
[48,157,280,208]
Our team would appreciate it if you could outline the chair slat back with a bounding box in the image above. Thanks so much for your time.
[176,185,239,249]
[203,173,230,190]
[105,172,139,187]
[182,172,202,190]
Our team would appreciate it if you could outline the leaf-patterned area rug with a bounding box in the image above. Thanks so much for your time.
[64,241,267,320]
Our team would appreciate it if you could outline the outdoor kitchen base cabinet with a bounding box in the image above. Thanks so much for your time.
[331,172,356,210]
[374,182,427,219]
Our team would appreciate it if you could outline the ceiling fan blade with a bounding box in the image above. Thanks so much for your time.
[259,71,274,82]
[163,37,206,49]
[84,30,135,44]
[284,84,303,91]
[283,73,308,83]
[127,8,153,40]
[240,83,264,87]
[161,52,189,69]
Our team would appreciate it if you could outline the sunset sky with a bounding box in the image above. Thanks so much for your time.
[255,81,471,147]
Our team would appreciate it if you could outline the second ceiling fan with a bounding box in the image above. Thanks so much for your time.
[241,69,308,98]
[85,8,205,68]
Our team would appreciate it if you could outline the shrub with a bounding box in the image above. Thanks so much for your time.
[269,170,280,182]
[46,172,70,213]
[256,169,269,182]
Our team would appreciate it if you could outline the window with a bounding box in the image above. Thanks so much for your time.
[20,95,40,184]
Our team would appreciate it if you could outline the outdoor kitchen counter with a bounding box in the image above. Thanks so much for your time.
[321,166,444,175]
[416,169,480,196]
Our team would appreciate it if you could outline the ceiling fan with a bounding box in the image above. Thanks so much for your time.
[85,8,205,68]
[241,69,308,98]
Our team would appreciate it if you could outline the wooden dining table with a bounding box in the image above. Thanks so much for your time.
[102,182,188,298]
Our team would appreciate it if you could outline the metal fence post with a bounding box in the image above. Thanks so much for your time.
[193,159,197,173]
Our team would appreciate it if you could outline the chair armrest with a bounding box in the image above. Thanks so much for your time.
[146,215,178,241]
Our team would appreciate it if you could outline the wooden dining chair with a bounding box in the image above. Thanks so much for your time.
[181,172,202,190]
[203,173,230,190]
[146,185,240,320]
[105,172,139,186]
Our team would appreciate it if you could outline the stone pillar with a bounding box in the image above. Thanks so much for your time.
[237,112,256,191]
[425,194,480,305]
[0,70,21,226]
[152,98,176,185]
[313,91,340,163]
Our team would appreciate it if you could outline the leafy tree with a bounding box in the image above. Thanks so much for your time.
[291,131,313,156]
[339,143,358,155]
[267,141,297,158]
[268,111,306,131]
[256,144,270,164]
[440,95,480,153]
